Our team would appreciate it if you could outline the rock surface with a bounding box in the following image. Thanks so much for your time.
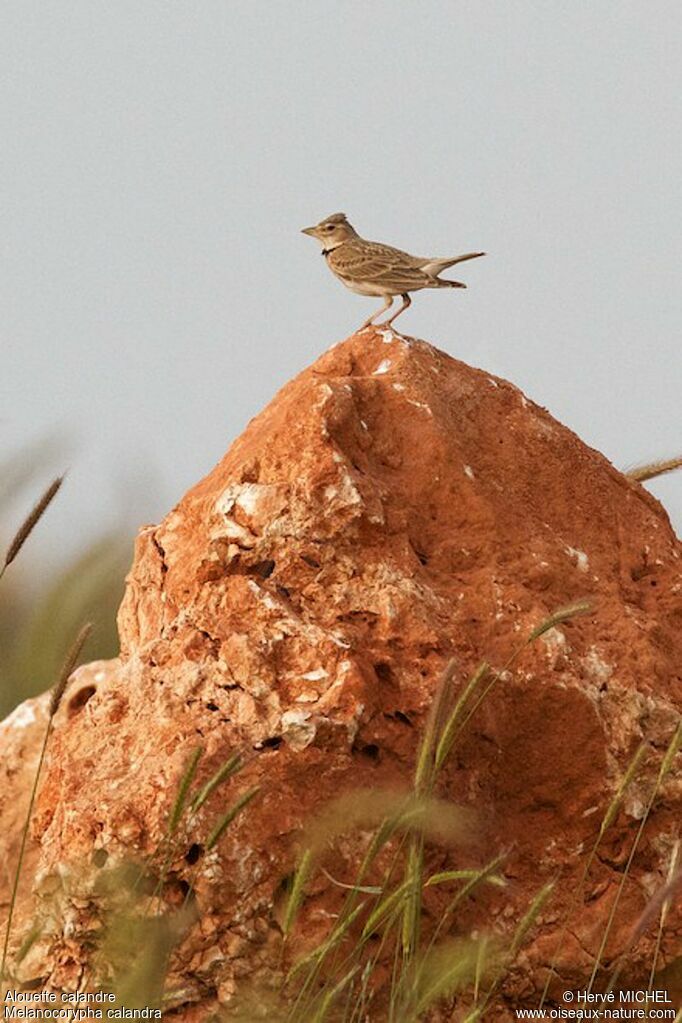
[1,328,680,1016]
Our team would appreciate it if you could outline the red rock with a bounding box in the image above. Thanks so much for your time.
[1,328,680,1017]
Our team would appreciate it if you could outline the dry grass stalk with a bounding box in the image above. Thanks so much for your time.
[537,739,650,1010]
[0,476,64,580]
[593,720,682,997]
[50,622,93,715]
[1,620,92,989]
[190,753,242,813]
[626,456,682,483]
[205,785,261,851]
[168,747,203,837]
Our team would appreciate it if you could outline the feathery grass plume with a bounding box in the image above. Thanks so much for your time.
[589,719,682,996]
[410,939,486,1019]
[190,752,242,813]
[306,789,471,858]
[50,622,94,715]
[434,662,489,774]
[626,456,682,483]
[104,904,196,1010]
[413,658,459,793]
[508,880,554,959]
[0,475,64,580]
[283,849,314,938]
[528,599,592,642]
[205,785,261,851]
[0,620,92,987]
[168,747,203,836]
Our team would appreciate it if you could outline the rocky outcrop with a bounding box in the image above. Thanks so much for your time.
[1,328,680,1016]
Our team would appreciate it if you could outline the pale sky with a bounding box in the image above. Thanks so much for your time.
[2,1,680,571]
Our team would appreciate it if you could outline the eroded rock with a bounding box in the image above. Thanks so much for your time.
[1,329,680,1016]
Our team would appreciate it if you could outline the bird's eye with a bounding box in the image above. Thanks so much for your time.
[325,224,334,231]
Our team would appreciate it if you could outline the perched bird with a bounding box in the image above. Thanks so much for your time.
[302,213,484,329]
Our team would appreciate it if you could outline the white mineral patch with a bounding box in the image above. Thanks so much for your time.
[464,465,475,480]
[582,647,613,682]
[4,701,37,730]
[215,483,265,524]
[381,330,397,343]
[246,580,351,650]
[624,795,647,821]
[392,382,405,392]
[407,399,432,415]
[541,627,568,654]
[301,668,329,681]
[487,378,499,388]
[360,420,369,430]
[314,382,334,409]
[373,359,392,375]
[324,467,362,508]
[565,545,589,572]
[281,709,317,751]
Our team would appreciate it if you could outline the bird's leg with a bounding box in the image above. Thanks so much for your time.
[360,295,393,330]
[383,293,411,326]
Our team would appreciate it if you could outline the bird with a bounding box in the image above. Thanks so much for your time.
[301,213,485,329]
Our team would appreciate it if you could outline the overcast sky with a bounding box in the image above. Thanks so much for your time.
[2,1,680,572]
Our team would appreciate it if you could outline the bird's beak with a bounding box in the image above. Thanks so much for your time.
[301,226,317,237]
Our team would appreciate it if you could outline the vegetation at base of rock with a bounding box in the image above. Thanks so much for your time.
[1,621,92,988]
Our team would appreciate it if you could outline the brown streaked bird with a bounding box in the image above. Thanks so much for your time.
[301,213,485,329]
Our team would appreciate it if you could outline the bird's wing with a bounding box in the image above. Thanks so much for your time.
[329,241,428,288]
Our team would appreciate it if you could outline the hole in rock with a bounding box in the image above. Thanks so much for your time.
[276,585,291,599]
[301,554,321,569]
[355,743,380,762]
[67,685,96,717]
[374,663,393,684]
[163,876,195,906]
[385,710,413,727]
[185,843,203,865]
[259,735,283,750]
[206,702,219,712]
[92,848,109,868]
[251,559,275,579]
[275,872,293,896]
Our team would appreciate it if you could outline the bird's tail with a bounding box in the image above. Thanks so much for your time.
[437,278,467,288]
[422,252,486,278]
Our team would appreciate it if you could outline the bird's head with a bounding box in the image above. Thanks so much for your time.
[301,212,357,249]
